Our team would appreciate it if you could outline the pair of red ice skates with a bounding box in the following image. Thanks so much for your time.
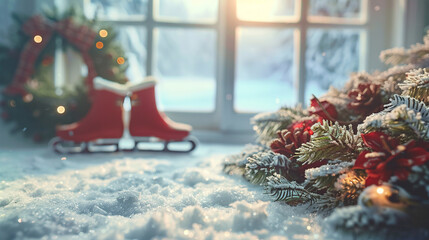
[51,77,197,153]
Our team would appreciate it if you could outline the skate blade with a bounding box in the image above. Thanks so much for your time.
[51,136,198,154]
[134,136,198,153]
[51,137,120,154]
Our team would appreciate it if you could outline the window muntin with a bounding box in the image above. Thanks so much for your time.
[85,0,370,131]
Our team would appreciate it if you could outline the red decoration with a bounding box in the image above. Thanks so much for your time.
[270,119,317,157]
[348,83,383,116]
[1,112,9,120]
[4,16,97,96]
[309,97,338,121]
[41,56,54,66]
[353,132,429,186]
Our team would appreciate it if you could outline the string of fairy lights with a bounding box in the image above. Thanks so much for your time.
[15,28,127,116]
[1,12,129,140]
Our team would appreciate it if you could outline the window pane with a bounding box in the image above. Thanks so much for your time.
[155,0,218,23]
[154,28,216,112]
[235,28,296,112]
[308,0,362,19]
[86,0,148,19]
[305,29,360,101]
[236,0,296,22]
[116,26,147,82]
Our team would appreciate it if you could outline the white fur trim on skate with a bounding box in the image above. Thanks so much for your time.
[94,76,157,95]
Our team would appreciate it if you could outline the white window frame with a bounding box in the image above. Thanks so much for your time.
[78,0,402,135]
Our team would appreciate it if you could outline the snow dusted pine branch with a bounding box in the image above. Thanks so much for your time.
[398,68,429,102]
[296,121,362,165]
[384,94,429,120]
[380,30,429,66]
[358,104,429,141]
[251,106,308,145]
[245,152,291,185]
[265,173,319,204]
[223,144,269,176]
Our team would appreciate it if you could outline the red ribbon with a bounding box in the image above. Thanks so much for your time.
[5,15,98,95]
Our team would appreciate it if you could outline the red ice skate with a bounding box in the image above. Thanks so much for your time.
[129,77,197,153]
[51,78,126,153]
[51,77,197,153]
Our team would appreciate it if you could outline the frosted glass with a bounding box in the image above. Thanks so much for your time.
[155,0,218,23]
[309,0,362,19]
[154,28,216,112]
[235,27,296,112]
[305,29,360,101]
[86,0,148,19]
[236,0,296,22]
[116,26,147,82]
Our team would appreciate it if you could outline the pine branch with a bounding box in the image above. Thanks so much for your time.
[384,95,429,121]
[380,31,429,66]
[398,68,429,103]
[296,121,362,164]
[250,106,308,145]
[304,161,355,192]
[265,173,320,204]
[223,144,269,176]
[359,104,429,141]
[245,152,291,185]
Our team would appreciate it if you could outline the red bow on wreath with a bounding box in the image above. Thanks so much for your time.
[5,15,97,95]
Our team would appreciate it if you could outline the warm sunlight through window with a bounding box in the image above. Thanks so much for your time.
[236,0,297,22]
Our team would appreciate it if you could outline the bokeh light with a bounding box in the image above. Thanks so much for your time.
[34,35,43,43]
[57,105,66,114]
[96,41,104,49]
[99,29,108,38]
[117,57,125,65]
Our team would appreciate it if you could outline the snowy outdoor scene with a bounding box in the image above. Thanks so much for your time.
[1,0,429,240]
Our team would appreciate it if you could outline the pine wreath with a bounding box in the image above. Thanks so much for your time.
[0,9,128,141]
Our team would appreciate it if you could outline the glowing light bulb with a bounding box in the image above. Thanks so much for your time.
[96,41,104,49]
[34,35,43,43]
[57,105,66,114]
[376,187,384,194]
[99,29,108,38]
[116,57,125,65]
[23,94,33,103]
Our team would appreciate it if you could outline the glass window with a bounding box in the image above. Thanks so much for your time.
[154,28,216,111]
[305,29,360,101]
[154,0,219,23]
[235,28,295,112]
[236,0,297,22]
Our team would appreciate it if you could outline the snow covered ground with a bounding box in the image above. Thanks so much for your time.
[0,144,373,240]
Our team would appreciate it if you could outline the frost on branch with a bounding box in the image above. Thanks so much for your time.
[244,152,294,185]
[358,104,429,141]
[296,120,362,164]
[326,205,410,232]
[265,173,319,204]
[223,144,269,176]
[251,106,307,145]
[399,68,429,103]
[380,30,429,66]
[305,161,354,181]
[384,95,429,121]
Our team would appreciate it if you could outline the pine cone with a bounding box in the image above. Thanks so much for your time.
[270,128,311,158]
[348,83,383,116]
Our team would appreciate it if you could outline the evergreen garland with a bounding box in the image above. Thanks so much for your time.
[224,30,429,235]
